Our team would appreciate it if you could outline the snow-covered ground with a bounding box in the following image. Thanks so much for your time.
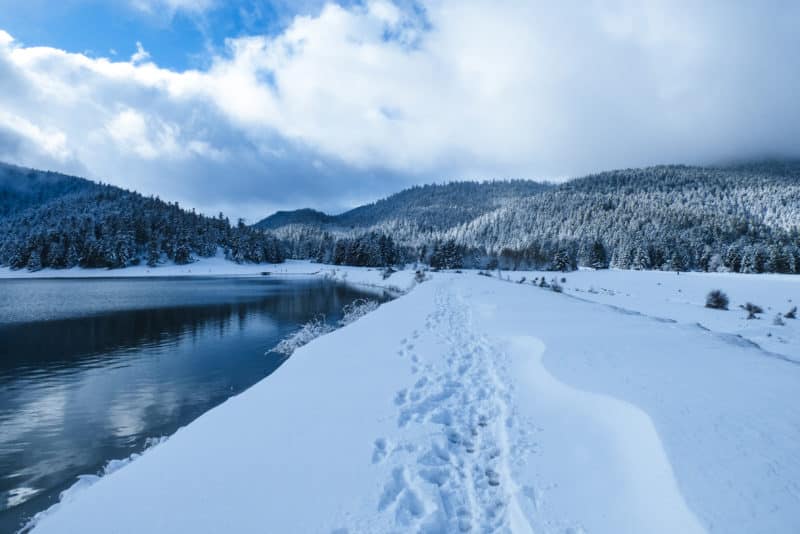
[492,268,799,363]
[23,267,800,533]
[0,257,419,295]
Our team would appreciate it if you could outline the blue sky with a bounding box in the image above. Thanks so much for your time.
[0,0,331,70]
[0,1,798,221]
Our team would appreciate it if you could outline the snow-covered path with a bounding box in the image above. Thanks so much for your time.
[30,273,800,533]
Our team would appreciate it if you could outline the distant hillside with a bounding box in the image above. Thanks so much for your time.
[0,162,96,218]
[0,163,284,271]
[262,161,800,273]
[256,208,334,230]
[255,180,552,232]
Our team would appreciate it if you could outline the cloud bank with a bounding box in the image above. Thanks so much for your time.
[1,1,799,219]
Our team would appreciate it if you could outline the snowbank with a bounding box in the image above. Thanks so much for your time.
[483,267,800,362]
[0,258,420,295]
[28,270,800,533]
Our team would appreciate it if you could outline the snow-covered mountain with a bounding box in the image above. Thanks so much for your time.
[0,163,284,271]
[262,161,800,273]
[0,162,96,219]
[256,180,552,232]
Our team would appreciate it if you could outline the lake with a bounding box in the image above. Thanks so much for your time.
[0,276,388,532]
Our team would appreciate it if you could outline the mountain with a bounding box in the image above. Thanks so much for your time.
[260,161,800,273]
[256,208,334,230]
[255,180,552,232]
[0,162,96,218]
[0,163,284,271]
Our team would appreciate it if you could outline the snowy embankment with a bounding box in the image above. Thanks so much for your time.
[28,269,800,533]
[0,257,418,295]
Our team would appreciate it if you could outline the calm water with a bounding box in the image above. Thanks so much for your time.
[0,276,387,532]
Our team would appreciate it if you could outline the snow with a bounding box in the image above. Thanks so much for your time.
[0,257,419,294]
[0,256,293,279]
[492,268,799,362]
[26,269,800,533]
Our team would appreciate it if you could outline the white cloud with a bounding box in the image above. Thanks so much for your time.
[130,41,151,65]
[130,0,215,16]
[0,109,72,162]
[0,1,799,219]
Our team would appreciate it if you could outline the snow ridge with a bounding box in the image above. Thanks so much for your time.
[374,280,531,532]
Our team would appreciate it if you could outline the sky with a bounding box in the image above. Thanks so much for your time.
[0,0,799,221]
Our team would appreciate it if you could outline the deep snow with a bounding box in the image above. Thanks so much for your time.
[21,266,800,533]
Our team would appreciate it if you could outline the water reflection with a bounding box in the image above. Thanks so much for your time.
[0,276,387,532]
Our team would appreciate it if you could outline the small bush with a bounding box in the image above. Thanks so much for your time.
[477,271,492,277]
[785,306,797,319]
[705,290,729,310]
[741,302,764,314]
[516,277,526,284]
[550,278,563,293]
[538,277,549,288]
[340,299,379,326]
[381,267,397,280]
[773,314,785,326]
[415,270,428,283]
[271,315,334,356]
[740,302,764,320]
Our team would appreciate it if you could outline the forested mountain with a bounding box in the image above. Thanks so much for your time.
[256,180,552,232]
[263,161,800,273]
[0,164,284,271]
[257,208,334,230]
[4,160,798,274]
[0,163,96,218]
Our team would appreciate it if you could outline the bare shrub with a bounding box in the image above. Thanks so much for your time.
[340,299,379,326]
[271,315,334,356]
[741,302,764,320]
[705,290,729,310]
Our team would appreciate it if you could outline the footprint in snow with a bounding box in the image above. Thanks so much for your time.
[484,468,500,487]
[378,467,425,526]
[372,438,389,464]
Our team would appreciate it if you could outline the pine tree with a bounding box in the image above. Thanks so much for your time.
[589,240,608,269]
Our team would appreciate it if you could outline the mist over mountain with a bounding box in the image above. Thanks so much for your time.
[263,161,800,273]
[0,163,96,218]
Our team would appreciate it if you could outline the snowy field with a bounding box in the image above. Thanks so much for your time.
[18,263,800,533]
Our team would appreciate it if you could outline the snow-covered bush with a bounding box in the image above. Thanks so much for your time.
[538,277,549,288]
[271,316,334,356]
[773,314,785,326]
[270,299,380,356]
[339,299,379,326]
[550,278,563,293]
[741,302,764,319]
[785,306,797,319]
[705,290,729,310]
